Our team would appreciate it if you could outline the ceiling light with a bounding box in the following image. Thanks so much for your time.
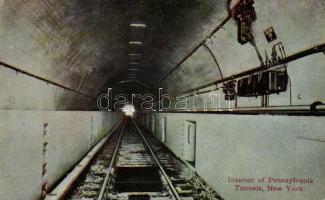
[130,23,146,28]
[129,53,141,56]
[129,41,143,45]
[129,62,139,65]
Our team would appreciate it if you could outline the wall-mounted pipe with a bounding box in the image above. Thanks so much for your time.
[180,43,325,96]
[0,60,96,99]
[137,105,325,116]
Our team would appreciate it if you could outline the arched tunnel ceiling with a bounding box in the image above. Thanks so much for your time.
[0,0,324,110]
[0,0,226,96]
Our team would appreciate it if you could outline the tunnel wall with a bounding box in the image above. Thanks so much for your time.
[140,113,325,200]
[0,110,123,200]
[0,65,96,110]
[163,0,325,108]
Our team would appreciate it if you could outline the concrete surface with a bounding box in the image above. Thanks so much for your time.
[0,0,228,97]
[163,0,325,107]
[140,113,325,200]
[1,0,322,107]
[0,66,95,110]
[0,110,123,200]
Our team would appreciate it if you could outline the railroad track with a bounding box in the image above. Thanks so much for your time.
[66,119,126,200]
[46,117,223,200]
[132,120,223,200]
[100,118,181,200]
[45,118,127,200]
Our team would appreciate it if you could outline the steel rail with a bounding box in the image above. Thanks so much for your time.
[45,118,125,200]
[131,118,182,200]
[97,117,127,200]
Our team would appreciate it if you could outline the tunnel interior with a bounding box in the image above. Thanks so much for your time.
[0,0,324,200]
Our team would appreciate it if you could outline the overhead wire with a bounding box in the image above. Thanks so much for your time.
[202,38,224,81]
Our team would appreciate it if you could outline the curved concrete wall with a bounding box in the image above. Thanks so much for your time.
[0,110,123,200]
[164,0,325,107]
